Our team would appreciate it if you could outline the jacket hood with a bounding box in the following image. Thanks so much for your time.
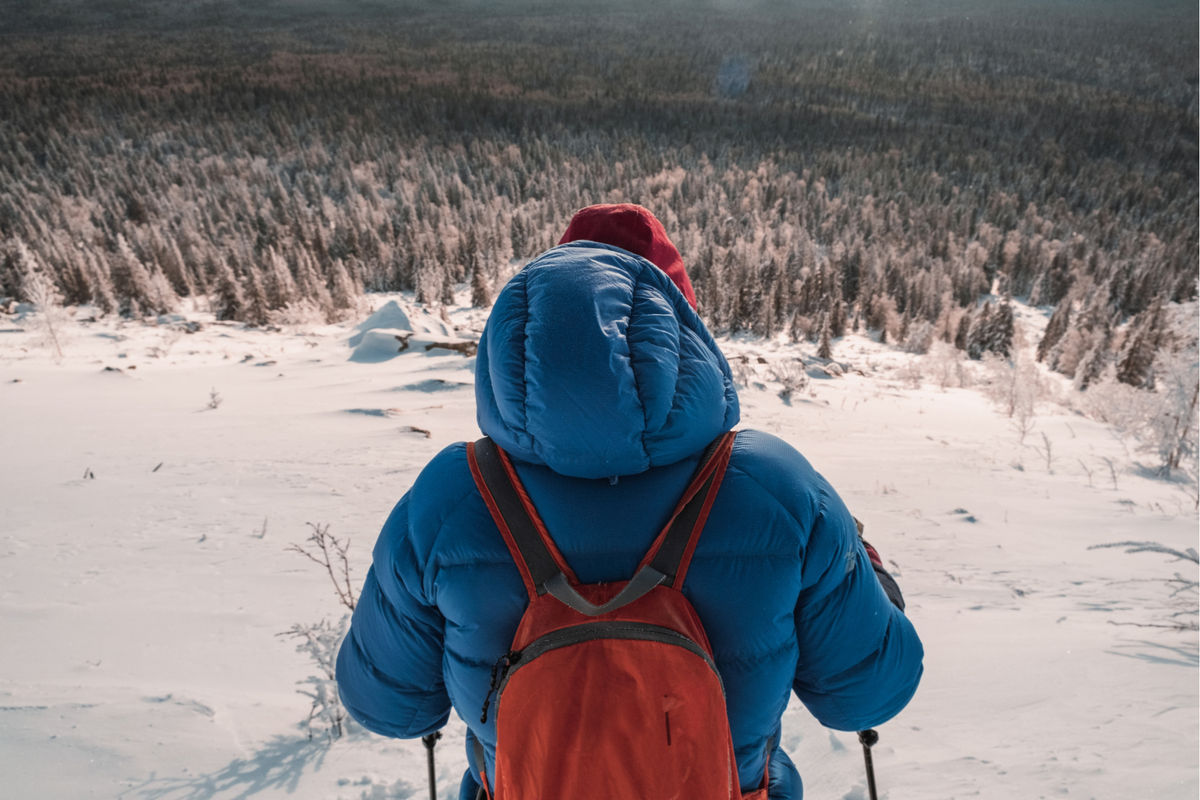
[475,242,739,479]
[558,203,697,309]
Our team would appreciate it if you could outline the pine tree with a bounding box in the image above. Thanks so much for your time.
[415,262,436,306]
[110,234,157,316]
[759,283,779,339]
[954,310,971,351]
[829,298,846,339]
[510,215,527,260]
[1037,300,1071,362]
[1116,296,1164,388]
[1051,325,1092,378]
[212,256,245,321]
[440,267,457,307]
[470,264,492,308]
[53,234,93,306]
[987,300,1015,359]
[817,312,833,360]
[264,247,297,308]
[967,302,992,360]
[244,268,270,326]
[10,238,39,290]
[83,249,118,315]
[328,258,357,314]
[1074,323,1113,391]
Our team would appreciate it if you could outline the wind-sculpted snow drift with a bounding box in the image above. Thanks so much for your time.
[348,300,477,362]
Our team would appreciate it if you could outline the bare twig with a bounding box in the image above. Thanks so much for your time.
[1102,456,1119,490]
[288,522,357,611]
[1088,540,1199,564]
[1166,574,1200,597]
[1077,459,1094,487]
[1031,431,1054,473]
[1011,414,1035,446]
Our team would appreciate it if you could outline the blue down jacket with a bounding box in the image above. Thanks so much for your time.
[336,243,923,799]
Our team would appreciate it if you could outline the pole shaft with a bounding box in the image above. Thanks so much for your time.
[858,729,879,800]
[422,732,441,800]
[862,744,878,800]
[426,745,437,800]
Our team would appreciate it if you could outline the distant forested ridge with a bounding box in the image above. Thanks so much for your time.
[0,0,1196,387]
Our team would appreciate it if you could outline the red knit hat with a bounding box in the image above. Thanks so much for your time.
[558,203,697,309]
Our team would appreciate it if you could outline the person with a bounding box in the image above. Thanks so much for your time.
[336,203,923,799]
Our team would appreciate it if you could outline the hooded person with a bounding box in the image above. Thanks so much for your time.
[336,203,923,799]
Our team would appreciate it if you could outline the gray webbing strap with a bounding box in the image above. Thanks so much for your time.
[544,568,667,617]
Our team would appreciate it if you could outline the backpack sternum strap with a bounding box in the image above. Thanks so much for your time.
[543,568,666,617]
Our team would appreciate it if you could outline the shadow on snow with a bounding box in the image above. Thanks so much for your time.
[121,734,330,800]
[1107,640,1200,669]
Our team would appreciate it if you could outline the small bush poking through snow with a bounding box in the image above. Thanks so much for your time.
[281,523,359,741]
[279,615,351,740]
[771,361,808,403]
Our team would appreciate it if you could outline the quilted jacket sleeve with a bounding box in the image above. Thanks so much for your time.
[791,479,923,731]
[335,488,450,738]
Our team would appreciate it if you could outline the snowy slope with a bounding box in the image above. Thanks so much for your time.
[0,296,1195,800]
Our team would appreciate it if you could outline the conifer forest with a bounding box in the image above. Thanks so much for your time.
[1,0,1196,391]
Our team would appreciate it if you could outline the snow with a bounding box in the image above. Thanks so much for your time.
[1,296,1196,800]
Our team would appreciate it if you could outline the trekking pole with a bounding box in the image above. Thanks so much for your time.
[857,729,879,800]
[422,731,442,800]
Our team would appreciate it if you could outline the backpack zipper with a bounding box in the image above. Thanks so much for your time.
[480,649,522,724]
[493,621,725,708]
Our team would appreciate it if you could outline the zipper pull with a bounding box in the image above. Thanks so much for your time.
[480,650,520,724]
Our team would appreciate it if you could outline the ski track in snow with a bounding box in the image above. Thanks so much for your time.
[0,296,1195,800]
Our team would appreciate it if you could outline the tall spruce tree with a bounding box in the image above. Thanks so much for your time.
[987,300,1015,359]
[967,302,992,360]
[954,310,971,352]
[1075,322,1113,391]
[1116,296,1165,388]
[212,256,245,322]
[1037,300,1072,363]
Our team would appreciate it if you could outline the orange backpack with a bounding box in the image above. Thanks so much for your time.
[467,431,767,799]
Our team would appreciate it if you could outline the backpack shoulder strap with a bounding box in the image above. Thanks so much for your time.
[640,430,737,590]
[468,431,737,610]
[468,437,578,601]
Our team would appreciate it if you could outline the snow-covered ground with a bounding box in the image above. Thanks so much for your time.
[1,296,1196,800]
